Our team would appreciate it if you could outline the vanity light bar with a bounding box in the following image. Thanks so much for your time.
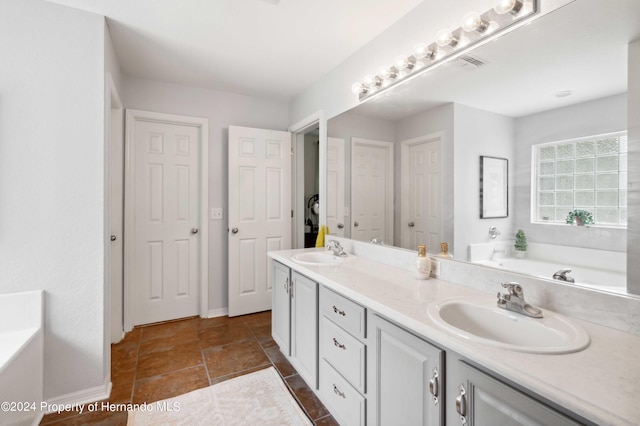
[352,0,537,100]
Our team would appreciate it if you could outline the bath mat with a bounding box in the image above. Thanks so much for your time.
[127,367,311,426]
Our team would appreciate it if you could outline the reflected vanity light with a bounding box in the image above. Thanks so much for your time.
[462,11,489,33]
[352,0,537,101]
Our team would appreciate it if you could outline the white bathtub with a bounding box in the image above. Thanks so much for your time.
[0,290,44,426]
[469,242,626,294]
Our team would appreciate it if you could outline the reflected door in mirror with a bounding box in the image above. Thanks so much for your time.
[351,138,394,244]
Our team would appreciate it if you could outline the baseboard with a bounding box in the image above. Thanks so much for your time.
[207,307,229,318]
[44,380,112,414]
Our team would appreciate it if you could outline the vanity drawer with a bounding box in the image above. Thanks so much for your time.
[320,286,366,338]
[319,359,365,426]
[320,315,366,393]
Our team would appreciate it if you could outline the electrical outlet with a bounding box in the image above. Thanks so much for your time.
[430,258,440,278]
[211,208,223,220]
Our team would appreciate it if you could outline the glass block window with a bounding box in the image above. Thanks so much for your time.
[532,132,627,227]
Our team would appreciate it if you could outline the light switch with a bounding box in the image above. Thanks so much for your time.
[211,208,223,220]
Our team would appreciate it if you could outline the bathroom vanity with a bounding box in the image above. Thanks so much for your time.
[269,245,640,426]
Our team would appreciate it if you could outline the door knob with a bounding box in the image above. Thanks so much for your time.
[354,221,359,227]
[231,227,239,234]
[337,223,344,229]
[191,227,199,234]
[110,235,116,242]
[408,222,415,228]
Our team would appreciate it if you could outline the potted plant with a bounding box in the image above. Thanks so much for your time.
[565,209,594,227]
[514,229,527,258]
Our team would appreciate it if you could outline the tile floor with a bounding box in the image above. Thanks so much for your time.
[40,311,337,425]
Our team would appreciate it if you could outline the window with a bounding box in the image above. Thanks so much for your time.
[532,132,627,227]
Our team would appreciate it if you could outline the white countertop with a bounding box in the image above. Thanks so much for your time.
[269,248,640,426]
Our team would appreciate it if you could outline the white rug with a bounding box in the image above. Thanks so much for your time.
[127,367,312,425]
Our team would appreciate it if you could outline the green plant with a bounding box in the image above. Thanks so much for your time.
[565,209,594,227]
[514,229,527,251]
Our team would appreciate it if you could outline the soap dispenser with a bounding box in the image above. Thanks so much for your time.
[435,242,453,259]
[415,244,431,280]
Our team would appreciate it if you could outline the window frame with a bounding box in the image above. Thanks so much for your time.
[530,130,627,229]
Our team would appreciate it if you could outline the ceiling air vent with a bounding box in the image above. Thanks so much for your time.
[454,55,487,71]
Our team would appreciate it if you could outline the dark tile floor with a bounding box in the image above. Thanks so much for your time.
[40,311,337,425]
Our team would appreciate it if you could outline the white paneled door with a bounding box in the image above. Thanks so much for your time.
[351,138,394,244]
[228,126,291,317]
[400,135,442,251]
[326,137,345,237]
[125,110,208,328]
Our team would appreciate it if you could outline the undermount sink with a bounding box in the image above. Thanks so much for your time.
[292,251,357,266]
[427,298,590,354]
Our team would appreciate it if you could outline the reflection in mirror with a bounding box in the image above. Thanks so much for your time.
[326,0,640,295]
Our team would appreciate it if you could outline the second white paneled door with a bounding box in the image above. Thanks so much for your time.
[125,110,208,328]
[351,138,394,244]
[228,126,291,317]
[400,134,442,251]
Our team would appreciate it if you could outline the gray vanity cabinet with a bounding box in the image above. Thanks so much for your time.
[271,262,319,389]
[450,361,582,426]
[367,314,444,426]
[271,261,291,355]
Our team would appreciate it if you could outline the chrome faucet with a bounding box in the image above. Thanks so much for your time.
[553,269,575,283]
[490,248,505,261]
[327,240,348,257]
[496,282,543,318]
[370,236,384,245]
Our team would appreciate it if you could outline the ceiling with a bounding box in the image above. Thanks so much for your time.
[45,0,423,101]
[353,0,640,120]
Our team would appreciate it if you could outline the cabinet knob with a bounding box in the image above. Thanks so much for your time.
[337,223,344,229]
[408,221,415,227]
[353,221,359,227]
[231,227,239,234]
[456,384,467,424]
[429,368,439,405]
[332,305,346,316]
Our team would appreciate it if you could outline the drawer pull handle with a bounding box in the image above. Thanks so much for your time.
[333,384,346,399]
[333,337,346,350]
[332,305,346,316]
[429,368,439,405]
[456,384,467,425]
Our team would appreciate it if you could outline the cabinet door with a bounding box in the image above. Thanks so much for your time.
[271,261,290,356]
[368,314,444,426]
[291,271,318,389]
[454,362,582,426]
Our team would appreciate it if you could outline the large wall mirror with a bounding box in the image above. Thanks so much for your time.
[325,0,640,296]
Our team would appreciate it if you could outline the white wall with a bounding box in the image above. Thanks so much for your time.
[123,77,289,313]
[328,111,396,238]
[453,104,515,259]
[628,40,640,295]
[396,103,455,250]
[514,93,627,252]
[0,0,107,401]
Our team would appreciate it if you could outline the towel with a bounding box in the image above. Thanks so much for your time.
[315,225,330,247]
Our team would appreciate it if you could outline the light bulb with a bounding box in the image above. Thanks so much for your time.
[462,11,488,33]
[436,29,458,47]
[351,82,366,95]
[364,74,381,88]
[493,0,523,15]
[414,43,436,60]
[378,66,398,80]
[395,55,416,71]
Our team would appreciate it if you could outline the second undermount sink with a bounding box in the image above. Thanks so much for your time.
[427,298,590,354]
[292,251,357,266]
